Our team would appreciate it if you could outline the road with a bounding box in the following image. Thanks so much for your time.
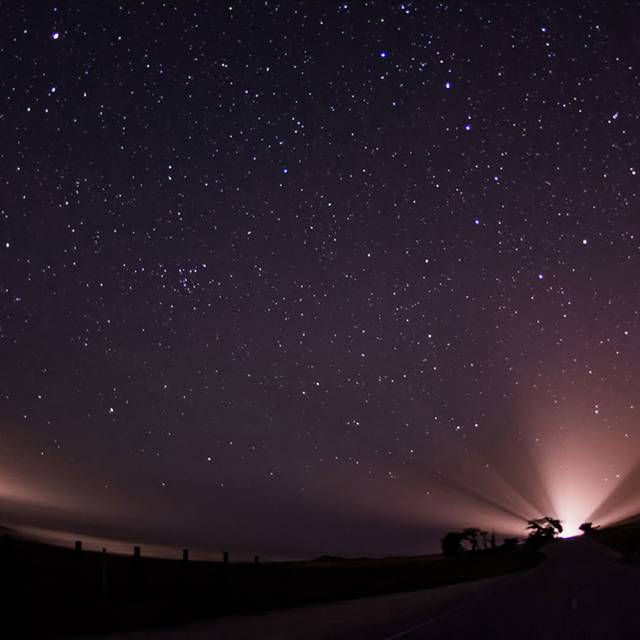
[361,536,640,639]
[93,537,640,640]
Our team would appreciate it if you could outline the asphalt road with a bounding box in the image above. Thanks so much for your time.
[361,536,640,640]
[95,537,640,640]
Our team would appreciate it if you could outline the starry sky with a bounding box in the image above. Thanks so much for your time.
[2,1,640,559]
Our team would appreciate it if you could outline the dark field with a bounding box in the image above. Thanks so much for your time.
[0,532,542,638]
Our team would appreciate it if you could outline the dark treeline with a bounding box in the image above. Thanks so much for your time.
[440,527,516,557]
[441,516,570,557]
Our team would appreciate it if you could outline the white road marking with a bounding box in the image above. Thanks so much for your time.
[381,601,475,640]
[381,574,521,640]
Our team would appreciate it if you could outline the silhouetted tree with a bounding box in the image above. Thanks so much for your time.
[526,517,563,546]
[441,531,466,557]
[461,527,481,551]
[501,537,519,550]
[579,522,599,535]
[479,530,489,550]
[490,531,496,550]
[547,517,563,534]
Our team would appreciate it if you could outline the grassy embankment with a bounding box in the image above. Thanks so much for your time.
[0,530,542,638]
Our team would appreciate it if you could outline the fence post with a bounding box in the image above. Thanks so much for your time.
[75,540,82,552]
[223,551,229,565]
[101,548,108,600]
[182,548,189,562]
[0,535,11,605]
[254,555,260,565]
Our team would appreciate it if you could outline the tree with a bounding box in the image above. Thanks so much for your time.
[547,517,563,534]
[441,531,466,557]
[501,537,519,550]
[526,517,563,546]
[461,527,481,551]
[479,530,490,550]
[579,522,599,535]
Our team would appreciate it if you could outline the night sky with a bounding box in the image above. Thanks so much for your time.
[2,1,640,559]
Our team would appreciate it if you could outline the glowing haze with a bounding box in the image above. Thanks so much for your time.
[2,3,640,559]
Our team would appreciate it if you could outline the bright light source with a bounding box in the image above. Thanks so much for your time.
[559,524,582,539]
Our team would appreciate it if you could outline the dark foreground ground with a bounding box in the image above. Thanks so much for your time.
[0,531,540,639]
[89,535,640,640]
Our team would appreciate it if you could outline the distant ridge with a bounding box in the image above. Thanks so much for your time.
[0,524,23,538]
[606,513,640,529]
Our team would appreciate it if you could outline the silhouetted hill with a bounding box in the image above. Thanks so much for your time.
[0,524,17,536]
[300,553,442,569]
[593,515,640,559]
[609,513,640,528]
